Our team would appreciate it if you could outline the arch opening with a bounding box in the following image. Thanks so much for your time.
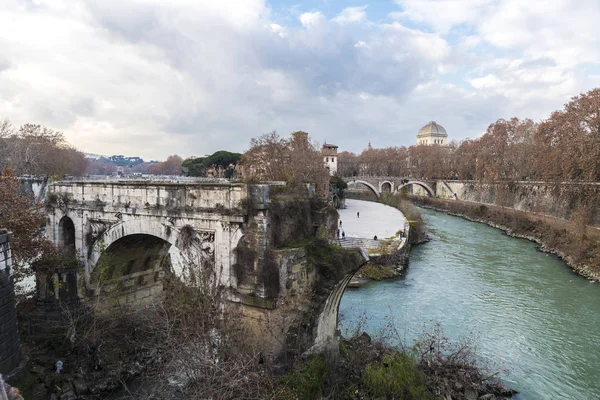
[92,234,174,307]
[347,180,380,200]
[58,216,76,255]
[95,234,171,282]
[397,181,434,197]
[381,181,392,193]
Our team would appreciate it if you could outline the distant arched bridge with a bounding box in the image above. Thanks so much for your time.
[344,177,442,198]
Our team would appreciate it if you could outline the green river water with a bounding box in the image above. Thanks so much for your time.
[339,206,600,399]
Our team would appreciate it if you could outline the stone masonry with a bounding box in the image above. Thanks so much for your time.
[0,230,21,375]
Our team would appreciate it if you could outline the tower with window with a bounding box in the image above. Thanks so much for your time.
[322,142,338,176]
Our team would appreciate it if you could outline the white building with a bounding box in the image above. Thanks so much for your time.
[322,143,338,176]
[417,121,448,145]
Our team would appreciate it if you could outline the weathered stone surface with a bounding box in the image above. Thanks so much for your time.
[0,231,22,375]
[73,378,88,395]
[465,387,478,400]
[31,383,48,400]
[29,363,46,374]
[46,181,246,309]
[45,181,367,364]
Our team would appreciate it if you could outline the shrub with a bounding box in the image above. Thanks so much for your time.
[284,355,329,400]
[363,351,431,399]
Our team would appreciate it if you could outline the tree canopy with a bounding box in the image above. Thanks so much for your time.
[0,121,88,177]
[338,87,600,183]
[182,151,242,177]
[0,169,62,289]
[238,131,330,194]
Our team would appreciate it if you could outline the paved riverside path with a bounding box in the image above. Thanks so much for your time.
[335,199,407,255]
[337,199,406,241]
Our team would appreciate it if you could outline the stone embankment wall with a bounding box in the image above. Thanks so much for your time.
[436,181,600,227]
[0,230,21,375]
[411,196,600,281]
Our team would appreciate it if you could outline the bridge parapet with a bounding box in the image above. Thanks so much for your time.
[48,180,247,215]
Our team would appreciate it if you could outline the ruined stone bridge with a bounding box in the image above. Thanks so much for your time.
[45,179,370,361]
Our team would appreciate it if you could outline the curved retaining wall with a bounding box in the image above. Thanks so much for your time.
[0,230,21,375]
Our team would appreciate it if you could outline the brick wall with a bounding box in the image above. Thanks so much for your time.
[0,230,21,375]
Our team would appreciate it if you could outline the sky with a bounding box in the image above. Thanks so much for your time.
[1,0,599,160]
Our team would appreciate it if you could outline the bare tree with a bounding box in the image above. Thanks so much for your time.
[239,131,291,181]
[1,123,88,176]
[0,119,14,170]
[148,155,184,175]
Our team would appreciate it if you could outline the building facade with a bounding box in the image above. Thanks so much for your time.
[417,121,448,145]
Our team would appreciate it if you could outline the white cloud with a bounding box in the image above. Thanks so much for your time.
[299,11,325,28]
[391,0,493,34]
[270,23,286,37]
[332,6,368,25]
[0,0,598,159]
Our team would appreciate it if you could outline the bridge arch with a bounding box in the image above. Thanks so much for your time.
[347,180,380,199]
[397,181,435,197]
[311,250,369,353]
[94,233,171,286]
[58,216,76,254]
[379,181,393,193]
[88,219,215,288]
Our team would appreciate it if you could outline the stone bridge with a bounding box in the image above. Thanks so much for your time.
[45,179,368,361]
[46,180,247,301]
[344,177,600,226]
[344,176,442,198]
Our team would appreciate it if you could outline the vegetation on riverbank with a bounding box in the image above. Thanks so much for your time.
[281,327,513,400]
[411,196,600,281]
[380,192,428,244]
[15,284,514,399]
[355,263,399,280]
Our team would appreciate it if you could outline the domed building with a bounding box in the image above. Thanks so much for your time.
[417,121,448,145]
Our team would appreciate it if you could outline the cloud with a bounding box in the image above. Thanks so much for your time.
[0,0,598,160]
[299,11,326,28]
[332,6,368,25]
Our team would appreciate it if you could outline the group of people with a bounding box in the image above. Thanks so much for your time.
[336,211,361,241]
[337,210,381,242]
[337,220,345,240]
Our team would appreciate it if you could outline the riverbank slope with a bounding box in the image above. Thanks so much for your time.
[410,196,600,281]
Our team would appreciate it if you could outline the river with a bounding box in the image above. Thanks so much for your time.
[339,204,600,399]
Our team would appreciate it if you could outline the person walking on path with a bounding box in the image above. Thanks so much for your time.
[357,211,360,218]
[342,231,346,240]
[339,220,342,227]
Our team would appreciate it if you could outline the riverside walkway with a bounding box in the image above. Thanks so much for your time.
[335,199,408,256]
